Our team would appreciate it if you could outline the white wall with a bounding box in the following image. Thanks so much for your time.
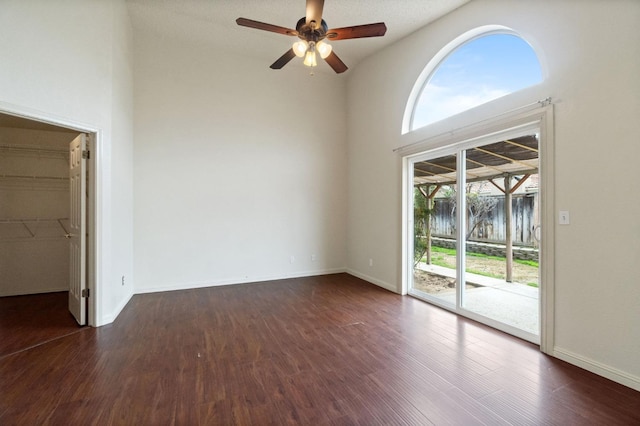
[0,0,135,325]
[108,0,136,321]
[133,32,348,292]
[0,129,77,296]
[346,0,640,390]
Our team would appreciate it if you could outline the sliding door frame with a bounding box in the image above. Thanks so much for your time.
[401,104,555,352]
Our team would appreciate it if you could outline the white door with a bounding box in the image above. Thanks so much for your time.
[69,134,87,325]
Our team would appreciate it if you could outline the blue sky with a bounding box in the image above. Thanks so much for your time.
[412,34,543,129]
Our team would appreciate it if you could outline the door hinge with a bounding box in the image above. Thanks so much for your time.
[82,150,90,159]
[82,288,90,298]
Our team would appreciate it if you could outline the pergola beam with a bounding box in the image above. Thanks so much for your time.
[473,146,536,170]
[415,169,538,188]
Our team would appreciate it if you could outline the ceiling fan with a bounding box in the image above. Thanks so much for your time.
[236,0,387,73]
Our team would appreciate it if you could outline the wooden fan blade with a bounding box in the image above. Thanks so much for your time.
[306,0,324,26]
[270,49,297,69]
[236,18,297,36]
[324,51,348,74]
[326,23,387,40]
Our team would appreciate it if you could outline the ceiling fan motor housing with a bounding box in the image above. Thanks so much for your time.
[296,17,328,42]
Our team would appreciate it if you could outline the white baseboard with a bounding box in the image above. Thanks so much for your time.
[134,268,347,295]
[345,268,399,293]
[100,290,133,326]
[553,346,640,392]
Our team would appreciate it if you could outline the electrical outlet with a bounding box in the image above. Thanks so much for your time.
[369,258,373,267]
[290,255,295,264]
[311,254,317,261]
[559,210,570,225]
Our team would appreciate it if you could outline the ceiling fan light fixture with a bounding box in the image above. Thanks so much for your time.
[303,41,317,67]
[303,49,317,67]
[292,40,308,57]
[317,41,332,59]
[316,41,333,59]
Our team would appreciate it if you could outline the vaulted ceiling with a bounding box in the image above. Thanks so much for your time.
[1,1,471,131]
[126,0,469,73]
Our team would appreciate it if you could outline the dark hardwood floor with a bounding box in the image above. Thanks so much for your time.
[1,274,638,425]
[0,291,82,358]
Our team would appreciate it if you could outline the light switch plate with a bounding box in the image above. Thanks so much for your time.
[559,210,570,225]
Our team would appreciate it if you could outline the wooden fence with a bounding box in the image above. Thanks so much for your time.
[430,193,539,247]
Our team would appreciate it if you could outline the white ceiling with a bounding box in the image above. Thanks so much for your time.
[126,0,469,73]
[0,1,469,131]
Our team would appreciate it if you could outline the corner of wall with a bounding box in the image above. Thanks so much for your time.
[345,268,400,294]
[552,347,640,392]
[100,290,134,326]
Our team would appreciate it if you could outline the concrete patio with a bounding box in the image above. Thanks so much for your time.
[415,263,539,335]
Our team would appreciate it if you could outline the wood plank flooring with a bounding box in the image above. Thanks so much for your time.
[0,291,82,358]
[1,274,639,425]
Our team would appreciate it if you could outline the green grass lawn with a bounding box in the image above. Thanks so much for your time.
[427,246,539,268]
[421,246,539,287]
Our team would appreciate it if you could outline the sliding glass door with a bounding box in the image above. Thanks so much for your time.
[408,132,540,343]
[411,152,459,307]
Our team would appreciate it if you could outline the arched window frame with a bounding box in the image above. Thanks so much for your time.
[402,25,544,134]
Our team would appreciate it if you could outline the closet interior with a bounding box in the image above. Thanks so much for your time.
[0,116,80,297]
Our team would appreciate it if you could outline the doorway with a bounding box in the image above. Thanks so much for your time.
[404,115,552,345]
[0,111,96,332]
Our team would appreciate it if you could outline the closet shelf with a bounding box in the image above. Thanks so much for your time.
[0,174,68,181]
[0,218,71,241]
[0,144,68,156]
[0,217,69,223]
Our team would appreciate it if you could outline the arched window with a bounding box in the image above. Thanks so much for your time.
[406,29,543,132]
